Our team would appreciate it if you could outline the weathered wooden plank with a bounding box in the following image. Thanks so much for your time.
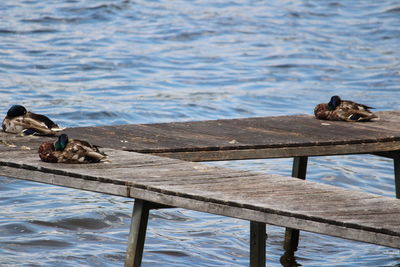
[2,161,391,232]
[0,149,392,210]
[136,111,400,150]
[60,111,400,157]
[0,166,131,197]
[1,171,398,250]
[2,166,400,249]
[3,111,400,162]
[0,149,395,230]
[127,187,400,248]
[149,141,400,161]
[125,187,400,249]
[1,149,400,239]
[2,111,400,264]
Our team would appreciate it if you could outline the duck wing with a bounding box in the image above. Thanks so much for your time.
[341,100,374,111]
[336,102,378,121]
[2,116,54,135]
[346,110,378,121]
[17,117,57,135]
[64,139,107,163]
[27,112,65,131]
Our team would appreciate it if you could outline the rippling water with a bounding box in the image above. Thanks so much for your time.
[1,0,400,266]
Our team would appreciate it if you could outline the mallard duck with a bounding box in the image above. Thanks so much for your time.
[314,95,378,122]
[38,134,107,163]
[2,105,65,135]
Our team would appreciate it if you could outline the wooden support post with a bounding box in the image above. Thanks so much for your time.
[291,156,308,180]
[125,200,173,267]
[283,156,308,252]
[250,221,266,267]
[393,154,400,199]
[372,151,400,199]
[125,199,150,267]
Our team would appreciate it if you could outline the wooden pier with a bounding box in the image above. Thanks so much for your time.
[1,110,400,266]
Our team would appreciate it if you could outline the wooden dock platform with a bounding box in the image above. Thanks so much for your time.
[63,110,400,161]
[1,148,400,265]
[1,111,400,266]
[62,110,400,255]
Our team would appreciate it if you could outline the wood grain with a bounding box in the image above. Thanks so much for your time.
[0,148,399,248]
[2,111,400,161]
[1,111,400,249]
[57,111,400,160]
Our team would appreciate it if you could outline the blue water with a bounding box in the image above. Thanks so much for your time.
[0,0,400,266]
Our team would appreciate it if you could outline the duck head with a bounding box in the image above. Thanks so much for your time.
[327,95,341,111]
[54,134,69,151]
[7,105,27,118]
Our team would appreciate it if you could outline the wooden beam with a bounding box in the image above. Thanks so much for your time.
[372,151,400,159]
[149,141,400,162]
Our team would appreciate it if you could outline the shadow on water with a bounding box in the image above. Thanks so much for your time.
[280,251,302,267]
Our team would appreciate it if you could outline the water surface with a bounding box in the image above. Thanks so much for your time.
[1,0,400,266]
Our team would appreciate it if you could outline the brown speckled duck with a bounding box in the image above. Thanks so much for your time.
[2,105,64,135]
[314,96,378,122]
[38,134,107,163]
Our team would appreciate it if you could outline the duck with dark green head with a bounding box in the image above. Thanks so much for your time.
[2,105,65,135]
[314,96,378,122]
[38,134,107,163]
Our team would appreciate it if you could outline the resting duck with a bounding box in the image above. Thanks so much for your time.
[38,134,107,163]
[2,105,64,135]
[314,96,378,122]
